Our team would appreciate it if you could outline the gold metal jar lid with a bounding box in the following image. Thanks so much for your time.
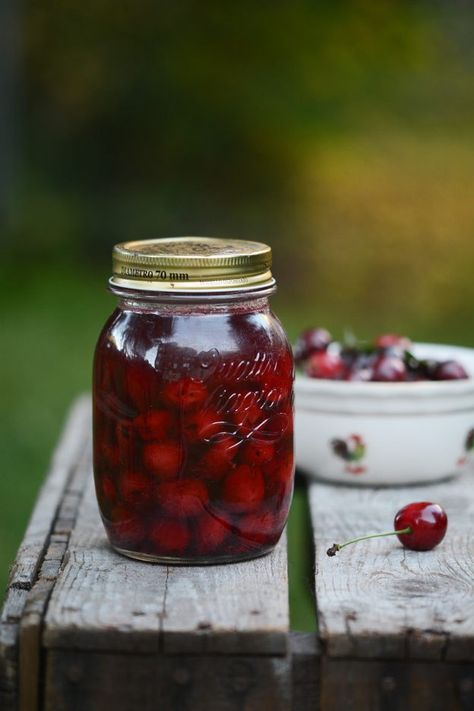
[110,237,275,293]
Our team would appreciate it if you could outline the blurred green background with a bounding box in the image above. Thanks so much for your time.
[1,1,474,630]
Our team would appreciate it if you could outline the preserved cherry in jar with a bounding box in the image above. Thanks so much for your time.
[93,237,294,563]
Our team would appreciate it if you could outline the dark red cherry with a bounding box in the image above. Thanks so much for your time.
[195,512,231,554]
[96,474,117,509]
[231,395,264,428]
[371,355,406,382]
[305,351,345,380]
[433,360,468,381]
[241,439,275,465]
[143,441,183,480]
[237,510,279,545]
[394,502,448,551]
[122,360,157,411]
[134,409,176,441]
[196,435,240,481]
[109,510,147,549]
[374,333,411,351]
[184,408,223,444]
[294,328,332,364]
[156,479,209,517]
[327,501,448,556]
[222,465,265,513]
[120,471,152,507]
[149,519,190,556]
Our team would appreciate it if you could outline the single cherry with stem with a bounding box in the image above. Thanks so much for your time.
[327,502,447,556]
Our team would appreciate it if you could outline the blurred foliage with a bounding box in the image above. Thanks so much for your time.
[3,0,472,319]
[6,2,472,249]
[1,1,474,626]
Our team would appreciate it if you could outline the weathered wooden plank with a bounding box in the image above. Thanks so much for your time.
[290,632,320,711]
[8,396,91,590]
[44,473,167,654]
[309,471,474,661]
[0,396,91,711]
[19,426,93,711]
[162,532,289,655]
[45,427,290,655]
[320,658,474,711]
[44,650,291,711]
[0,588,29,707]
[19,535,78,711]
[0,612,24,710]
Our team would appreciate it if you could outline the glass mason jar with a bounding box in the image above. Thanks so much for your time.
[93,237,294,564]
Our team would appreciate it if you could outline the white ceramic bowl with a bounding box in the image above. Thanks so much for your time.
[294,343,474,485]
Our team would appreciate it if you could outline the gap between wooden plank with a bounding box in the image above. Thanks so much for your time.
[287,473,318,633]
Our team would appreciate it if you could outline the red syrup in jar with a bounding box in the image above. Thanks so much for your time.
[93,302,294,563]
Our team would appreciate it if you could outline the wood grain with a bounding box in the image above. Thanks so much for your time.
[44,423,290,656]
[43,473,168,654]
[5,393,474,709]
[19,443,92,711]
[0,396,91,711]
[0,590,28,711]
[320,658,474,711]
[9,396,91,590]
[162,532,289,655]
[44,650,292,711]
[309,472,474,661]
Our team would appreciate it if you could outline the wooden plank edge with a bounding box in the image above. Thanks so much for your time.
[8,395,91,590]
[0,396,91,711]
[44,649,293,711]
[19,443,93,711]
[319,657,474,711]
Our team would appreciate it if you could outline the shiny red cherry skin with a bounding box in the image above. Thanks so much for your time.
[120,471,152,507]
[196,435,240,481]
[394,502,447,551]
[134,409,176,441]
[143,441,183,480]
[156,479,209,517]
[374,333,412,352]
[149,519,190,556]
[305,351,345,380]
[108,510,147,548]
[241,439,275,465]
[433,360,468,381]
[195,513,231,554]
[371,355,407,382]
[222,465,265,513]
[184,408,222,443]
[294,328,332,364]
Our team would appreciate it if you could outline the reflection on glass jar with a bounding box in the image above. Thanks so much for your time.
[93,237,294,564]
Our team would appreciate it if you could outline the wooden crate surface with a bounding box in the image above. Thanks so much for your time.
[2,396,474,710]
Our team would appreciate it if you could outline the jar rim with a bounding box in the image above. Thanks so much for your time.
[108,280,277,303]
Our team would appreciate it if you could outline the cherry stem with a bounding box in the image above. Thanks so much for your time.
[326,527,412,557]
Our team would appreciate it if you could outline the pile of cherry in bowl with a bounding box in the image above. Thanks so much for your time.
[294,329,469,382]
